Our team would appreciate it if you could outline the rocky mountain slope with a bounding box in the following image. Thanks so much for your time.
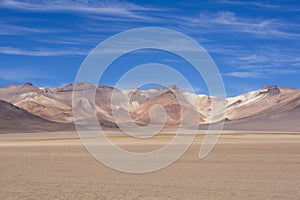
[0,100,74,133]
[0,82,299,132]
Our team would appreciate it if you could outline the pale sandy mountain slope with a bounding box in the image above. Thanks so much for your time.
[0,83,299,131]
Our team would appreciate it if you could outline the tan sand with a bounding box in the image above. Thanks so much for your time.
[0,132,299,200]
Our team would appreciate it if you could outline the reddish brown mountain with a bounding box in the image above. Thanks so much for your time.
[0,83,299,132]
[0,100,74,133]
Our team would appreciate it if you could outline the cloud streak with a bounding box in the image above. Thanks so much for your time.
[0,23,62,35]
[0,46,88,56]
[226,68,300,79]
[0,67,47,82]
[0,0,159,18]
[218,0,280,9]
[218,0,300,11]
[185,11,300,39]
[223,47,300,79]
[225,71,263,78]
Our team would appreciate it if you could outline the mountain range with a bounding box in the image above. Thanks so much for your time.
[0,82,299,133]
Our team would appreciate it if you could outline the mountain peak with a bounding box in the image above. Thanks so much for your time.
[167,85,179,90]
[263,85,281,95]
[23,82,34,87]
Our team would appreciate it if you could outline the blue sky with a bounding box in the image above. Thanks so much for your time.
[0,0,299,96]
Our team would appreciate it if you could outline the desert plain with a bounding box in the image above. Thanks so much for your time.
[0,131,299,200]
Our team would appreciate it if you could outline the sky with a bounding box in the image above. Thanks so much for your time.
[0,0,299,97]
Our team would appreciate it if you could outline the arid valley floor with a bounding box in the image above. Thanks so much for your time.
[0,132,299,200]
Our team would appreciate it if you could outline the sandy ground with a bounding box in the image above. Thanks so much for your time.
[0,132,300,200]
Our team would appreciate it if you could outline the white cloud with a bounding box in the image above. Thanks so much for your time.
[226,68,300,79]
[184,11,300,39]
[0,68,46,82]
[218,0,300,11]
[0,24,60,35]
[218,0,280,9]
[0,46,87,56]
[232,47,300,68]
[225,71,263,78]
[221,45,300,79]
[0,0,158,18]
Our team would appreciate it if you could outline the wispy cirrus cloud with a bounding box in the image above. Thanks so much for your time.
[218,0,280,9]
[184,11,300,39]
[223,45,300,79]
[218,0,300,11]
[233,46,300,68]
[226,68,300,79]
[0,67,47,82]
[0,0,159,18]
[225,71,263,78]
[0,23,62,35]
[0,46,88,56]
